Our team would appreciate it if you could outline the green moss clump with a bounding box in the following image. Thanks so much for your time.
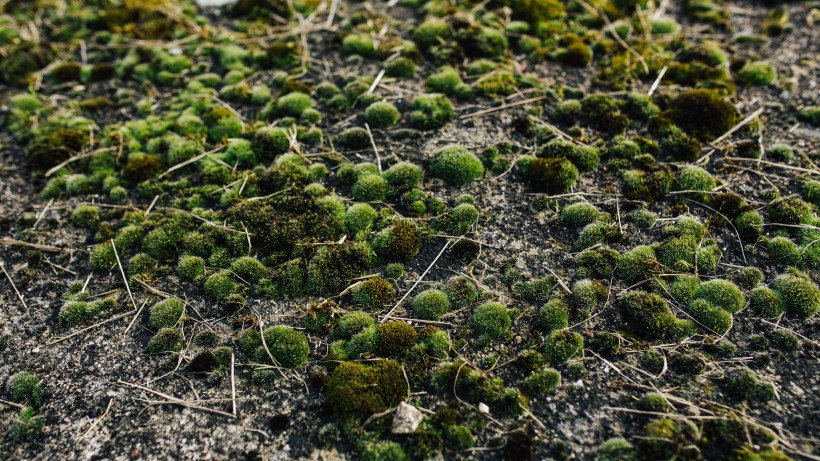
[735,209,763,243]
[800,106,820,126]
[577,247,620,279]
[693,279,746,313]
[688,299,733,334]
[734,267,764,290]
[471,302,511,340]
[204,270,238,302]
[596,438,635,461]
[617,291,675,340]
[71,205,100,228]
[426,66,471,99]
[674,165,716,191]
[59,301,88,327]
[766,236,800,264]
[616,245,660,283]
[382,162,422,197]
[670,274,700,304]
[620,169,672,203]
[89,242,116,271]
[561,202,601,228]
[338,127,371,149]
[262,326,309,368]
[768,196,813,225]
[372,219,422,262]
[10,407,43,442]
[636,418,701,460]
[230,256,269,284]
[638,392,670,413]
[7,372,44,407]
[522,368,561,397]
[431,203,479,235]
[127,252,157,277]
[364,102,400,129]
[334,311,375,339]
[538,298,570,332]
[375,321,418,357]
[749,286,784,318]
[409,94,455,130]
[147,327,184,353]
[577,222,621,250]
[177,255,205,281]
[516,156,579,194]
[721,368,775,402]
[352,277,395,308]
[385,57,416,78]
[640,349,665,374]
[325,360,408,414]
[736,61,777,86]
[443,276,478,309]
[411,289,451,320]
[512,0,565,22]
[361,441,409,461]
[430,145,485,185]
[544,330,584,364]
[306,242,371,296]
[149,297,184,329]
[344,203,377,235]
[771,272,820,318]
[352,174,387,202]
[275,91,313,117]
[668,89,738,141]
[540,139,600,172]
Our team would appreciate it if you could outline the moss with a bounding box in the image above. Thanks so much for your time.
[333,311,375,340]
[766,143,794,162]
[640,349,665,374]
[638,392,670,413]
[275,91,313,117]
[577,246,620,279]
[675,165,717,191]
[734,267,764,290]
[70,205,100,229]
[616,245,659,283]
[372,219,422,262]
[737,61,777,86]
[617,291,675,340]
[338,127,371,149]
[306,242,371,296]
[669,274,699,305]
[176,255,205,280]
[735,209,763,242]
[431,203,479,235]
[260,326,309,368]
[517,156,579,194]
[384,263,405,280]
[766,236,800,264]
[721,368,775,402]
[361,441,409,461]
[544,330,584,364]
[540,139,600,172]
[426,66,471,99]
[147,327,184,353]
[443,276,478,309]
[512,0,565,22]
[669,89,738,141]
[204,270,238,302]
[409,93,455,130]
[385,57,416,78]
[749,286,784,318]
[522,368,561,397]
[577,222,621,250]
[363,101,400,130]
[689,299,733,334]
[429,145,484,186]
[352,277,395,308]
[326,360,408,414]
[768,195,813,225]
[799,106,820,126]
[636,418,701,461]
[471,302,511,340]
[352,174,387,202]
[149,297,184,329]
[59,301,88,327]
[344,203,377,235]
[561,202,601,228]
[382,162,422,198]
[693,279,746,313]
[411,289,451,320]
[7,372,44,407]
[535,298,568,333]
[620,169,672,203]
[89,242,116,271]
[771,272,820,318]
[10,406,43,442]
[597,438,636,461]
[375,321,417,357]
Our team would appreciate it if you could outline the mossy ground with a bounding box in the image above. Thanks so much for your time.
[0,0,817,460]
